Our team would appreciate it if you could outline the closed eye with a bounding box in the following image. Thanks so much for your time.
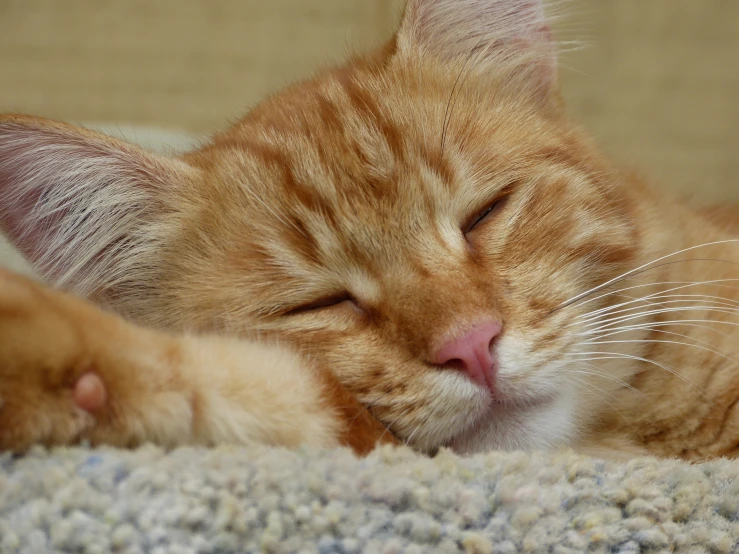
[462,180,517,234]
[285,292,355,315]
[463,195,509,234]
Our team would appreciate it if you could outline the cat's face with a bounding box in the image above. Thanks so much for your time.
[0,0,644,453]
[161,46,638,453]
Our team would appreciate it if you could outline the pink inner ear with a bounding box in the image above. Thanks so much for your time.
[0,118,165,295]
[0,137,68,264]
[399,0,557,92]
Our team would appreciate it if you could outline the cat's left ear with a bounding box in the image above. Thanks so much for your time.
[0,115,199,307]
[396,0,557,102]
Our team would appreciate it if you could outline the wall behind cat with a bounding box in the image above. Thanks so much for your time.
[0,0,737,203]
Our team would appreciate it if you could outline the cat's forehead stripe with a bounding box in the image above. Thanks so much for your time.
[337,73,405,160]
[225,70,573,278]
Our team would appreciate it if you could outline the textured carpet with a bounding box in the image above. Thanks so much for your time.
[1,445,737,553]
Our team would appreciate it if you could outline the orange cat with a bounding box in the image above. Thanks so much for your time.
[1,0,738,460]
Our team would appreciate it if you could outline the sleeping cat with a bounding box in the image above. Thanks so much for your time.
[0,0,738,461]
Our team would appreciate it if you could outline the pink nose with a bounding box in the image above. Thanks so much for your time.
[431,321,502,391]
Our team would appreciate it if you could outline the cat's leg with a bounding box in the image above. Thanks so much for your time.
[0,269,392,454]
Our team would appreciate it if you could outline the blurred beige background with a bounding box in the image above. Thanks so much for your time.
[0,0,737,204]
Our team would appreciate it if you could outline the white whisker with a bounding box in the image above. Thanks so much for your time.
[582,323,733,348]
[574,296,739,327]
[582,339,738,367]
[577,306,739,332]
[579,318,739,340]
[574,279,739,323]
[562,365,646,399]
[556,240,739,311]
[571,279,739,317]
[565,351,708,397]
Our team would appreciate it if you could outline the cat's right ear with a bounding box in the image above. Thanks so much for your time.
[0,115,199,303]
[395,0,558,103]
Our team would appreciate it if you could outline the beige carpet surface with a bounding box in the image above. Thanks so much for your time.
[1,445,738,553]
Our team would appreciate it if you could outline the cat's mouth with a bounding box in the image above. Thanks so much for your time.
[442,387,560,453]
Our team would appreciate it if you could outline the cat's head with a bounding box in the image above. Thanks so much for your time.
[0,0,644,453]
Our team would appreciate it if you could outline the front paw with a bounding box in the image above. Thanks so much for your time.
[0,270,110,450]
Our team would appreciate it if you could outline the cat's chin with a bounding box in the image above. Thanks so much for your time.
[446,387,579,455]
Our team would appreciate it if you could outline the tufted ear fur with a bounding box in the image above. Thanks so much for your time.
[396,0,558,101]
[0,115,198,307]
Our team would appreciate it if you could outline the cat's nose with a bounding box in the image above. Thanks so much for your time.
[430,321,502,391]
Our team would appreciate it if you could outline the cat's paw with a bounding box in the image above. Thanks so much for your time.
[0,269,198,451]
[0,269,111,449]
[72,372,107,413]
[0,269,395,454]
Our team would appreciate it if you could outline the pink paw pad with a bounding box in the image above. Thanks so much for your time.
[73,372,107,413]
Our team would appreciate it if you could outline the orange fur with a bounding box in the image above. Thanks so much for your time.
[0,0,738,459]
